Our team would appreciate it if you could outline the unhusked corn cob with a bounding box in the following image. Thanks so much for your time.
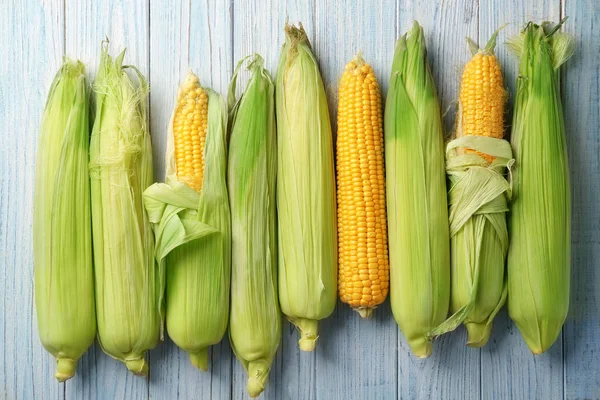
[173,75,209,192]
[34,60,95,382]
[385,22,450,358]
[429,28,512,347]
[228,54,281,398]
[90,45,157,375]
[507,20,574,354]
[337,54,389,318]
[143,71,230,370]
[276,23,338,351]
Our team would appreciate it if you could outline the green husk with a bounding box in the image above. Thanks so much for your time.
[428,28,513,348]
[34,60,95,382]
[227,54,281,398]
[507,20,574,354]
[275,23,337,351]
[143,72,231,370]
[385,21,450,358]
[89,45,157,375]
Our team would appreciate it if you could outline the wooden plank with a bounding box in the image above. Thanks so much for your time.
[395,2,480,399]
[64,1,150,398]
[0,0,65,399]
[563,1,600,399]
[231,1,316,399]
[478,2,564,400]
[147,1,234,399]
[312,1,398,399]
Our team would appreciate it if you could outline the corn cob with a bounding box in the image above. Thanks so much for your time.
[89,45,157,375]
[276,23,338,351]
[428,28,513,347]
[143,71,230,370]
[34,60,95,382]
[336,54,389,318]
[507,20,574,354]
[385,22,450,358]
[227,55,281,398]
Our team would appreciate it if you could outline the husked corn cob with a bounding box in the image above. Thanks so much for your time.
[507,20,574,354]
[429,28,512,347]
[385,22,450,358]
[34,60,95,382]
[228,55,281,398]
[90,45,157,375]
[276,23,338,351]
[337,54,389,318]
[143,71,230,370]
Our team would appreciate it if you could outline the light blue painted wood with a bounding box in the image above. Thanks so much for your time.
[63,1,150,398]
[396,3,480,399]
[478,2,565,400]
[2,1,600,399]
[312,2,399,400]
[0,0,65,399]
[564,1,600,399]
[231,3,319,399]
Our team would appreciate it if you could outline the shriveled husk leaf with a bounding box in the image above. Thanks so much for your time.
[384,21,450,358]
[227,55,281,398]
[143,72,231,370]
[275,23,337,351]
[506,20,574,354]
[89,45,157,375]
[34,60,95,382]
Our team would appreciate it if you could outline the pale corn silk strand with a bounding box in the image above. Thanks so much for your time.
[88,45,158,375]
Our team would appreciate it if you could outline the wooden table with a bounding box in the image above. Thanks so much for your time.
[1,0,598,399]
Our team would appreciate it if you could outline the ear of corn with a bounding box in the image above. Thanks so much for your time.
[143,71,231,370]
[34,60,95,382]
[336,54,389,318]
[384,22,450,358]
[89,45,157,375]
[428,28,513,348]
[227,55,281,398]
[276,23,338,351]
[506,21,574,354]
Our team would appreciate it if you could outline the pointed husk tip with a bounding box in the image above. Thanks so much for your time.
[190,348,209,371]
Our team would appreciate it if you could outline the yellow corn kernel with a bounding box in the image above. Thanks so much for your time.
[173,74,209,192]
[457,48,506,163]
[336,54,389,318]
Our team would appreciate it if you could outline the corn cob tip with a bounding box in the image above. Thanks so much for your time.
[465,322,493,348]
[189,349,209,371]
[408,339,432,359]
[247,360,271,397]
[357,308,374,319]
[55,358,76,382]
[125,358,149,376]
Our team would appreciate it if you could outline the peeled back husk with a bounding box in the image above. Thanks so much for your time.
[89,45,158,375]
[227,55,281,398]
[275,23,338,351]
[506,20,574,354]
[34,60,96,382]
[384,22,450,358]
[428,28,513,348]
[143,72,231,370]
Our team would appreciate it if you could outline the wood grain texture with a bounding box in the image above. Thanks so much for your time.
[478,2,564,400]
[64,0,150,398]
[2,0,600,399]
[396,2,480,399]
[563,1,600,399]
[313,2,399,400]
[231,3,318,399]
[0,0,66,399]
